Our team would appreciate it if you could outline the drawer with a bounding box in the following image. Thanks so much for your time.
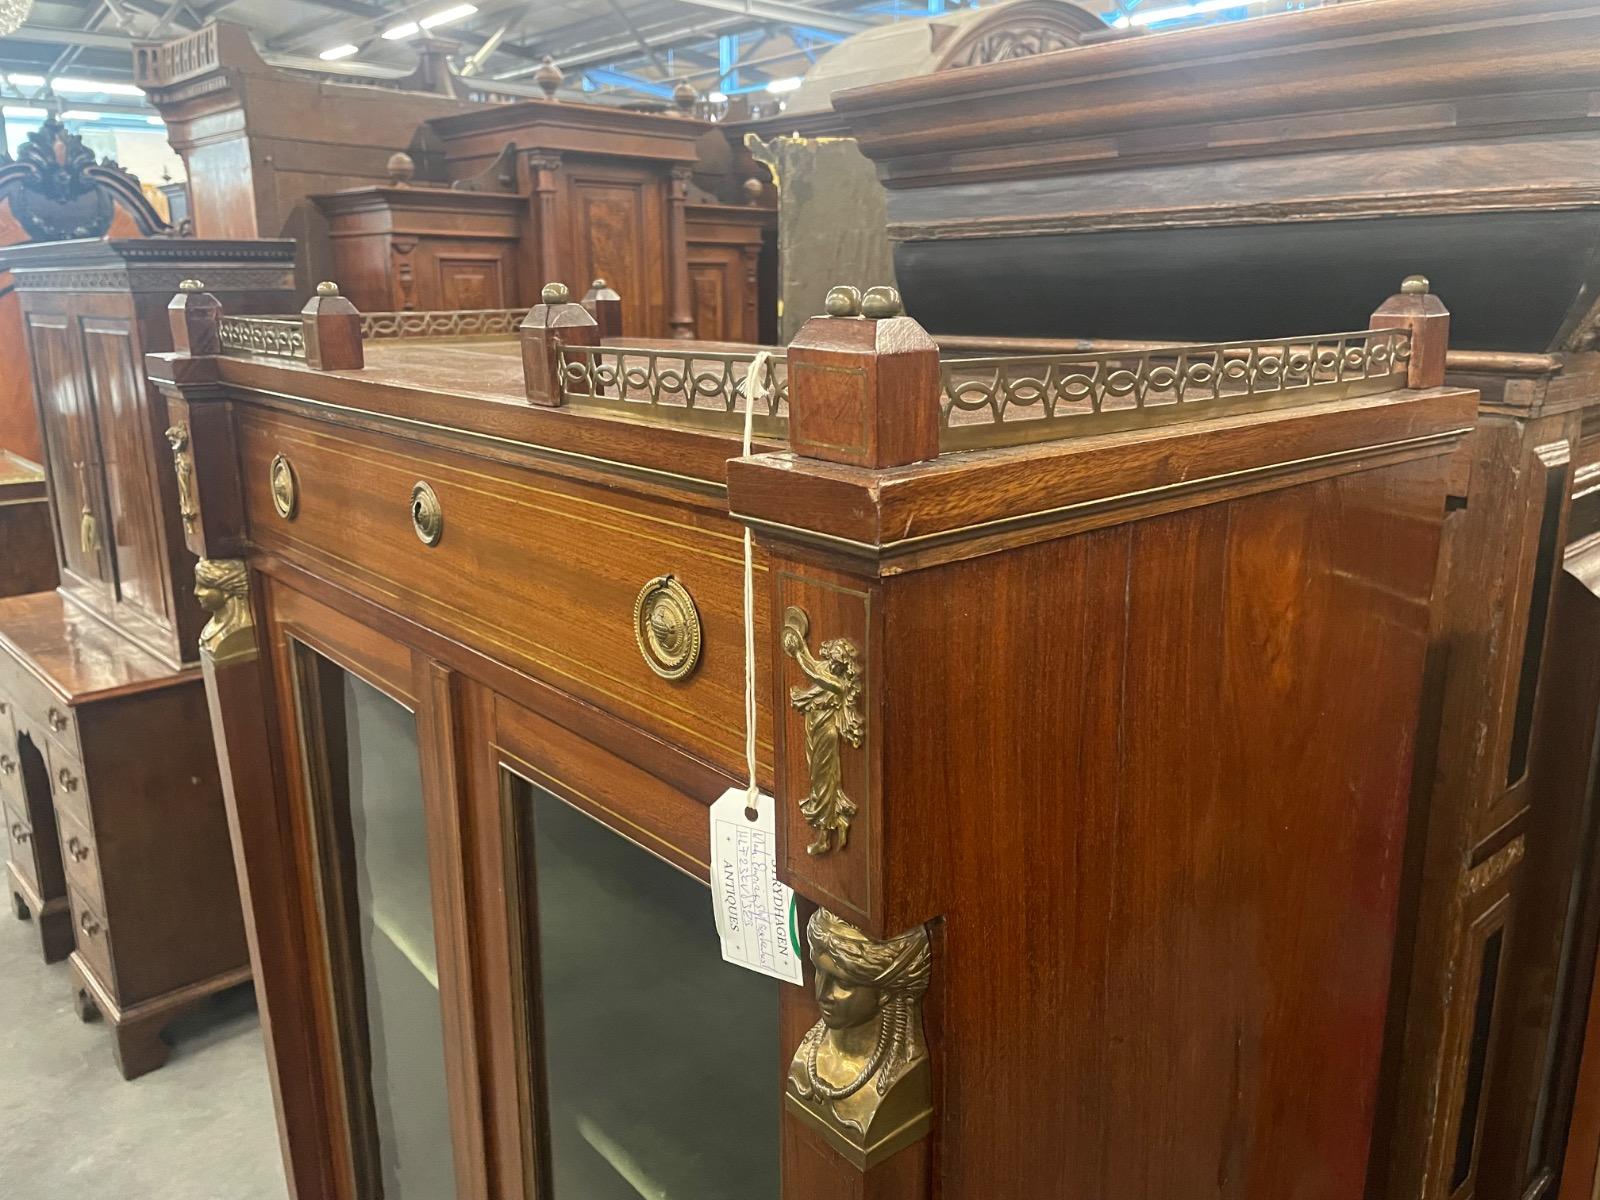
[4,800,39,893]
[0,658,80,765]
[46,743,91,837]
[0,708,21,814]
[67,884,114,994]
[239,409,775,778]
[55,804,102,910]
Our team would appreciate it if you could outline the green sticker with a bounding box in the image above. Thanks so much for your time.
[789,894,802,961]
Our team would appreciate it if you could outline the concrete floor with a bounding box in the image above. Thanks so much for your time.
[0,909,286,1200]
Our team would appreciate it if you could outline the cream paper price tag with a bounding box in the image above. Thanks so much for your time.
[710,787,804,986]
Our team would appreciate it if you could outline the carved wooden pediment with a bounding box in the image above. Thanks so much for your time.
[0,118,167,241]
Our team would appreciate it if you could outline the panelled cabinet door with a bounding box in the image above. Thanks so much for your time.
[24,312,111,599]
[564,166,667,338]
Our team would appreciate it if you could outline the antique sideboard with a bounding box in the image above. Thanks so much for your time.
[833,4,1600,1196]
[1,237,294,1077]
[150,271,1472,1199]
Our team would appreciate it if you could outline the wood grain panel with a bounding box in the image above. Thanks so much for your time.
[874,459,1443,1200]
[238,407,774,781]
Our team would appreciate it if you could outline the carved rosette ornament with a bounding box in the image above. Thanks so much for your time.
[787,909,933,1169]
[195,559,256,664]
[781,606,863,856]
[164,424,198,533]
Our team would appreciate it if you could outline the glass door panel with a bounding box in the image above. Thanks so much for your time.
[512,777,780,1200]
[297,648,457,1200]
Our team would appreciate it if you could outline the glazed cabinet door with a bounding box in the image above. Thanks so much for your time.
[487,697,783,1200]
[24,312,111,599]
[269,590,465,1200]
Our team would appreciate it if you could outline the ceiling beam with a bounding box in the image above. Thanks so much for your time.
[663,0,870,36]
[0,27,141,51]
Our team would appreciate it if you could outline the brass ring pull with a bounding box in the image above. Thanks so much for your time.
[10,822,29,844]
[57,767,78,793]
[47,707,68,733]
[0,754,14,775]
[633,576,703,680]
[67,836,89,863]
[269,453,297,519]
[79,911,101,937]
[410,481,443,546]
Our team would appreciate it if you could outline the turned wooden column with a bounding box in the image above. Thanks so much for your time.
[666,164,695,339]
[528,152,563,298]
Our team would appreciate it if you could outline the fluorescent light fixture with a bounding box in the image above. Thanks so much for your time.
[53,77,145,96]
[708,91,728,104]
[420,3,477,30]
[1113,0,1238,27]
[59,110,101,122]
[320,44,361,61]
[6,73,45,87]
[2,105,46,118]
[382,21,420,39]
[764,76,802,94]
[146,115,165,126]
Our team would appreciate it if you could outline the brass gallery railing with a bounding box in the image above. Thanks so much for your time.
[937,328,1414,450]
[557,343,790,436]
[203,299,1416,454]
[218,316,306,360]
[360,309,528,340]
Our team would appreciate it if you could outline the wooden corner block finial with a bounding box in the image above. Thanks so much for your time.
[1371,274,1450,389]
[168,279,221,356]
[520,281,600,406]
[787,284,941,469]
[582,278,623,340]
[300,282,364,371]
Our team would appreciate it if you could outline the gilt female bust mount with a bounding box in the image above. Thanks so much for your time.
[786,908,934,1169]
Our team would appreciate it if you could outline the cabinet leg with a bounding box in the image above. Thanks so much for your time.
[12,890,27,921]
[36,904,71,963]
[111,1015,172,1081]
[75,985,101,1024]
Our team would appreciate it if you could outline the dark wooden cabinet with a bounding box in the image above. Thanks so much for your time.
[151,275,1469,1200]
[834,7,1600,1196]
[1,237,294,1077]
[0,454,57,600]
[312,186,522,314]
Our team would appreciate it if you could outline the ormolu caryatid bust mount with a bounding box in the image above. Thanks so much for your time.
[195,558,254,664]
[787,908,933,1168]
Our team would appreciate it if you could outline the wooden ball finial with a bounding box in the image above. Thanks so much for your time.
[824,285,862,317]
[386,151,415,186]
[672,80,698,115]
[861,286,903,319]
[535,55,563,100]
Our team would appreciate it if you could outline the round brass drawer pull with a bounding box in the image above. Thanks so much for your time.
[79,911,101,937]
[633,575,702,681]
[0,754,14,775]
[410,481,443,546]
[10,822,29,844]
[57,767,79,793]
[47,707,68,733]
[67,836,89,863]
[270,453,298,519]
